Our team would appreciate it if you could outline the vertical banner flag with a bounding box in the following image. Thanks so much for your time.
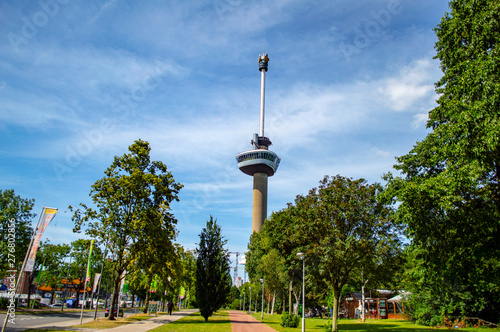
[123,280,129,293]
[92,273,101,293]
[25,207,58,272]
[150,275,158,293]
[119,270,126,294]
[85,240,94,282]
[35,260,44,285]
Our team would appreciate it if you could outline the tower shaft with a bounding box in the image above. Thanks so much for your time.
[252,173,268,232]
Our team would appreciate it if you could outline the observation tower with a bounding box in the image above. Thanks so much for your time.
[236,54,280,233]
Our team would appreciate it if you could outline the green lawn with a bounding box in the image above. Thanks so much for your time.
[150,310,232,332]
[74,313,153,329]
[249,313,500,332]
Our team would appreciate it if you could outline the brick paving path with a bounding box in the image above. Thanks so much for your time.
[228,310,277,332]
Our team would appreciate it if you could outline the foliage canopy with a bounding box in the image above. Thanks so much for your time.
[71,139,182,319]
[383,0,500,325]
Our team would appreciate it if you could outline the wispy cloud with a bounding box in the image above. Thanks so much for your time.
[0,0,450,254]
[377,58,439,111]
[86,0,119,26]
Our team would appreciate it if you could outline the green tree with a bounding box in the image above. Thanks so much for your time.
[253,206,305,314]
[176,246,196,308]
[0,189,36,278]
[303,176,400,332]
[37,242,70,303]
[383,0,500,325]
[71,139,182,319]
[246,231,287,314]
[195,216,231,321]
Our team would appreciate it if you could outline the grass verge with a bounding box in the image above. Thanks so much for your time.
[71,313,152,329]
[22,330,76,332]
[249,313,500,332]
[150,310,231,332]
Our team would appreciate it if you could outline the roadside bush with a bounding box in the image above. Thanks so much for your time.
[30,299,40,309]
[281,312,299,327]
[0,298,8,309]
[228,298,240,310]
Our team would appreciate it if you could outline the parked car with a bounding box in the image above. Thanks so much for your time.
[104,306,123,317]
[49,303,64,308]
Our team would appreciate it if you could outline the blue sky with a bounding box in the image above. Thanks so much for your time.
[1,0,449,279]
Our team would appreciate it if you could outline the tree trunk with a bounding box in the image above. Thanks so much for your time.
[283,289,286,314]
[108,273,121,320]
[143,291,150,314]
[271,292,275,315]
[288,280,293,314]
[294,290,300,315]
[331,288,340,332]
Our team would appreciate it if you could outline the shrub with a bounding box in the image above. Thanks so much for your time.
[281,312,300,327]
[0,298,9,309]
[323,319,333,332]
[29,299,40,309]
[228,298,240,310]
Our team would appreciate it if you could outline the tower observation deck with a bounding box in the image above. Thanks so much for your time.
[236,54,280,232]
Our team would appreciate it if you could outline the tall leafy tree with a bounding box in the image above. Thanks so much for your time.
[246,231,287,314]
[383,0,500,325]
[71,139,182,319]
[0,189,36,278]
[255,206,305,314]
[176,246,196,308]
[195,216,231,321]
[37,242,70,303]
[303,176,399,332]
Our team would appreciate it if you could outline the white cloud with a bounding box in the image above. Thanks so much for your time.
[378,58,439,111]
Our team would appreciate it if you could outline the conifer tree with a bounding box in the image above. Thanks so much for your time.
[195,216,231,321]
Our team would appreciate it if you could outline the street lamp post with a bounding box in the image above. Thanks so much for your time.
[249,287,252,314]
[260,278,264,319]
[297,253,305,332]
[362,277,369,322]
[243,292,246,312]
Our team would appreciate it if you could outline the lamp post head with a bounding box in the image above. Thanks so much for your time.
[297,252,305,260]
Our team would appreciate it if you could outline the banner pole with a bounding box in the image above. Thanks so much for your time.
[1,207,45,332]
[80,240,94,324]
[94,248,108,320]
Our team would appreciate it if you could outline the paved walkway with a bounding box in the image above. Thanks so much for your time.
[105,309,198,332]
[228,311,277,332]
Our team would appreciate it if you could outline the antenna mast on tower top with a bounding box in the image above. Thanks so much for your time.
[258,53,269,138]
